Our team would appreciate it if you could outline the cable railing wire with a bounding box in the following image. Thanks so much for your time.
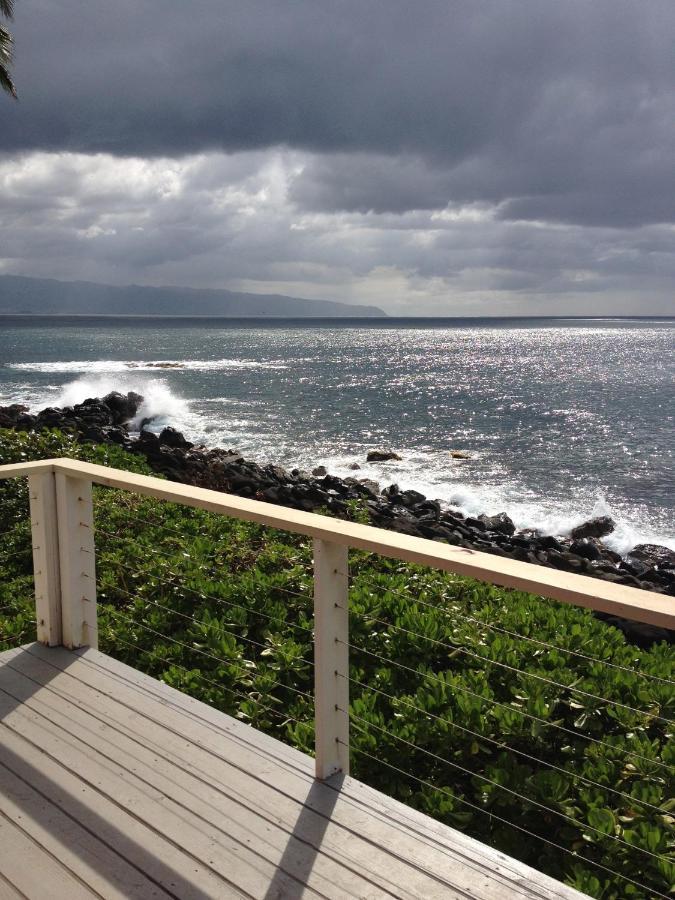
[100,542,316,610]
[99,500,309,550]
[110,633,314,731]
[109,559,315,636]
[341,568,675,687]
[338,672,666,815]
[341,708,672,864]
[118,591,274,652]
[95,520,302,576]
[96,513,671,686]
[94,523,671,765]
[337,638,674,772]
[108,565,671,772]
[0,603,28,615]
[86,504,672,868]
[108,596,669,825]
[104,562,673,865]
[0,622,37,645]
[95,526,229,567]
[337,603,674,725]
[105,606,315,705]
[103,563,672,776]
[343,737,672,900]
[0,525,26,540]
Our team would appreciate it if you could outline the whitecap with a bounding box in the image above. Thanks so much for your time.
[7,358,287,373]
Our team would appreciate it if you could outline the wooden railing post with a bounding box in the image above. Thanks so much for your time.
[28,472,63,646]
[55,472,97,650]
[313,538,349,779]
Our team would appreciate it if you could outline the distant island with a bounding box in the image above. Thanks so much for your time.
[0,274,387,317]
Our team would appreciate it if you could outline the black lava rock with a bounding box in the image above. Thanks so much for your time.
[570,516,616,540]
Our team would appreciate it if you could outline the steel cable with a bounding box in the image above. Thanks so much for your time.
[343,738,672,900]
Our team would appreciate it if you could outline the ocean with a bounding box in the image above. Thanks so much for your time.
[0,315,673,555]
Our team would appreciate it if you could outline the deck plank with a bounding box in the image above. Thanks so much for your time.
[0,806,100,899]
[0,645,587,900]
[0,657,413,899]
[0,680,360,898]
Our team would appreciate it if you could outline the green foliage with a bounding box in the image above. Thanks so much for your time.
[0,428,154,641]
[0,427,673,897]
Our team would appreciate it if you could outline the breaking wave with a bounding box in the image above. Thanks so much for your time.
[53,376,209,440]
[322,453,675,555]
[8,358,287,373]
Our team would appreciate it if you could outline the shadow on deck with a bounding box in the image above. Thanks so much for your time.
[0,643,585,899]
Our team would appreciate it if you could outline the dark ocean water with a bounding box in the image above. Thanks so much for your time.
[0,315,673,554]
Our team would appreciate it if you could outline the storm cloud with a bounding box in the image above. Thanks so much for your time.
[1,0,674,312]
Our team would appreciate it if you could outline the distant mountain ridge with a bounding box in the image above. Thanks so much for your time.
[0,275,386,317]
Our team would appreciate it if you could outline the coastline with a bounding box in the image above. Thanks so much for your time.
[1,392,674,622]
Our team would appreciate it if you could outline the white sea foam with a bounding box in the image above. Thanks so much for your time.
[322,452,675,554]
[4,376,672,556]
[8,358,286,373]
[54,376,210,440]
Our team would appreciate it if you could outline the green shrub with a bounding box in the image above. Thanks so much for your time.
[0,428,672,898]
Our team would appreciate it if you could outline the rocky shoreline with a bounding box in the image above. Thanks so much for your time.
[1,392,673,638]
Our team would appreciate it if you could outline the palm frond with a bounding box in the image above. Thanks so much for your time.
[0,0,14,21]
[0,66,16,97]
[0,24,13,65]
[0,21,15,97]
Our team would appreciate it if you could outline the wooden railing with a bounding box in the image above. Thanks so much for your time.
[1,457,673,781]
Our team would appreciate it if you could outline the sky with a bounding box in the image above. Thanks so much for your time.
[1,0,674,316]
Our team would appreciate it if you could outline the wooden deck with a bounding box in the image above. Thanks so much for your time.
[0,643,587,900]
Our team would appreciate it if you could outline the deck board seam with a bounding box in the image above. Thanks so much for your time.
[0,646,586,899]
[65,648,317,774]
[0,718,257,900]
[0,866,30,900]
[0,678,390,900]
[15,646,578,899]
[13,652,540,897]
[0,762,162,900]
[0,666,472,900]
[0,806,97,899]
[15,651,576,900]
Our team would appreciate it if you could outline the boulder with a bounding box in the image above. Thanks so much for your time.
[570,516,615,540]
[4,392,674,606]
[159,426,193,449]
[464,516,488,533]
[264,464,291,483]
[103,391,144,425]
[449,450,471,460]
[399,489,426,507]
[73,399,114,426]
[0,406,33,428]
[539,535,563,552]
[413,499,441,518]
[478,512,516,536]
[441,509,465,523]
[366,449,402,462]
[569,538,602,561]
[137,430,160,451]
[348,462,361,470]
[628,544,675,570]
[36,407,71,429]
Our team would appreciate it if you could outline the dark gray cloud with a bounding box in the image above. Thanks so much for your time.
[1,1,674,314]
[3,0,675,229]
[1,150,673,315]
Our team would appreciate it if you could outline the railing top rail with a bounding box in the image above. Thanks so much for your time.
[2,457,674,629]
[0,459,56,478]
